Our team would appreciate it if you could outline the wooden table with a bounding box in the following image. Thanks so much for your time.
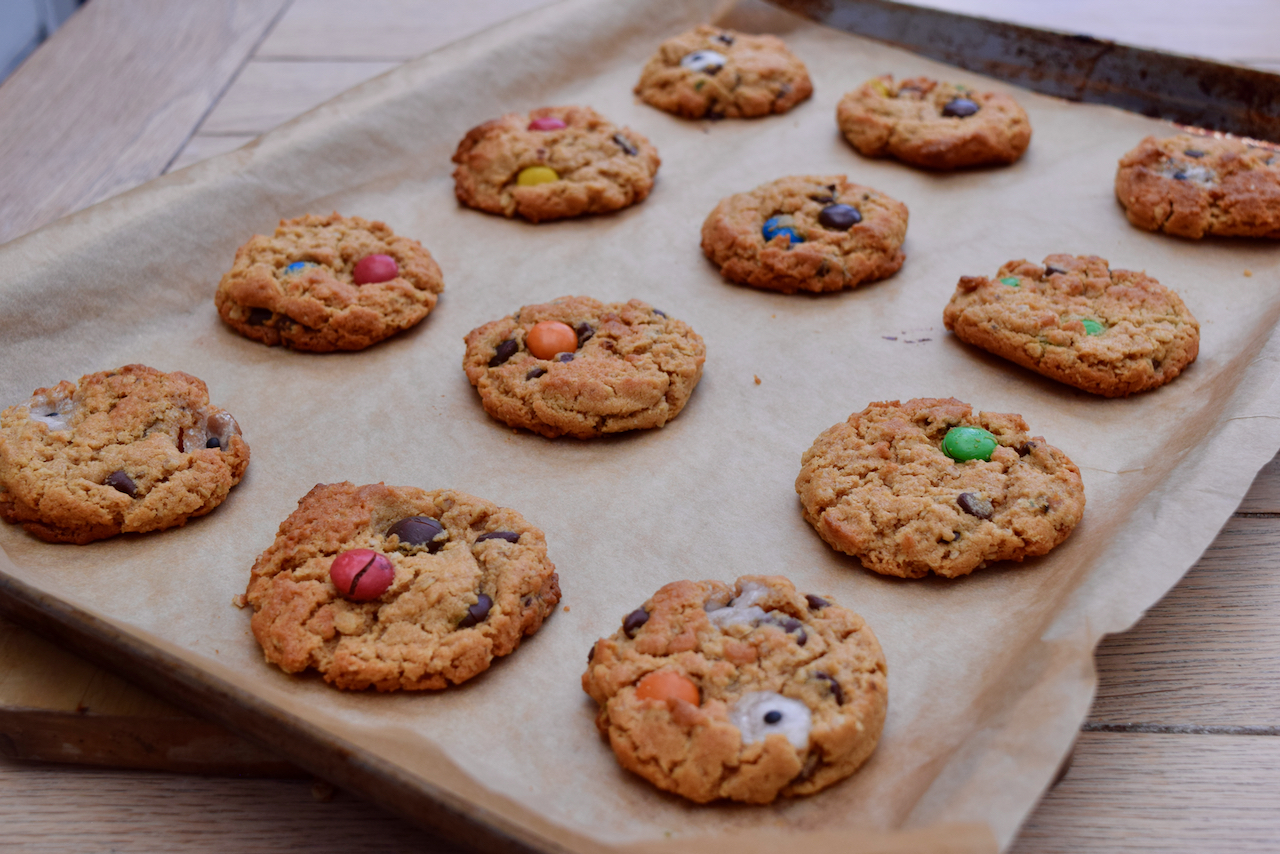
[1,1,1278,851]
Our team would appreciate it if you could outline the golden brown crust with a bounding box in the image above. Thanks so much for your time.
[836,75,1031,170]
[0,365,249,544]
[943,254,1200,396]
[451,106,660,222]
[215,212,444,352]
[700,174,907,293]
[1114,134,1280,238]
[583,575,887,803]
[796,398,1085,578]
[634,26,812,119]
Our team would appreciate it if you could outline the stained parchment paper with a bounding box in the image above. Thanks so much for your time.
[2,1,1280,851]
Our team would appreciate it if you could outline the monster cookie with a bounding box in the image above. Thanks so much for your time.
[451,106,660,222]
[462,296,705,438]
[836,75,1031,170]
[634,25,812,119]
[215,212,444,351]
[701,175,908,293]
[245,482,560,691]
[1114,133,1280,238]
[796,398,1084,579]
[583,575,887,804]
[944,254,1200,397]
[0,365,249,544]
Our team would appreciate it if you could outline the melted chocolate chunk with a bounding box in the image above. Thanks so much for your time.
[1018,441,1037,457]
[105,470,137,497]
[477,531,520,543]
[612,133,638,156]
[1172,170,1189,181]
[957,492,994,519]
[1183,148,1206,158]
[815,672,845,705]
[489,339,518,367]
[557,352,574,363]
[763,710,782,724]
[574,322,594,345]
[458,593,493,629]
[588,641,598,664]
[805,594,830,610]
[1044,265,1066,277]
[387,516,446,553]
[714,33,734,45]
[247,307,272,326]
[818,204,862,230]
[622,607,649,638]
[205,437,221,449]
[941,97,980,118]
[526,367,546,380]
[652,309,667,317]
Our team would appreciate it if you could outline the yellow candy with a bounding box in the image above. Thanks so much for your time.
[517,166,559,186]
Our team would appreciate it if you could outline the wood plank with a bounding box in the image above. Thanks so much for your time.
[0,0,288,245]
[1010,732,1280,853]
[1235,451,1280,514]
[1091,516,1280,726]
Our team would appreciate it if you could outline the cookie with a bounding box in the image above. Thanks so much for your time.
[836,75,1031,170]
[701,175,908,293]
[245,482,560,691]
[583,575,885,803]
[462,296,706,438]
[451,106,660,222]
[215,212,444,352]
[634,26,812,119]
[1114,133,1280,238]
[796,398,1084,579]
[0,365,249,544]
[944,254,1200,397]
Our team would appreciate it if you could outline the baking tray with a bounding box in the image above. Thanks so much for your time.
[2,1,1280,852]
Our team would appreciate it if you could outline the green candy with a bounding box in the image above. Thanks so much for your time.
[941,426,999,462]
[1081,318,1105,336]
[999,276,1020,287]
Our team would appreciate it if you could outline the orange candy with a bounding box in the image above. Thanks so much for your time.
[525,320,578,360]
[635,670,700,708]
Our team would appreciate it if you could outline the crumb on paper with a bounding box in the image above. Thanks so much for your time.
[1245,269,1253,277]
[563,605,571,613]
[754,375,762,385]
[232,594,247,608]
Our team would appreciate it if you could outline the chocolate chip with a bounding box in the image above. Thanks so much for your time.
[557,352,574,362]
[574,322,594,345]
[622,608,649,638]
[105,470,136,497]
[387,516,446,553]
[612,133,638,156]
[764,710,782,724]
[815,672,845,705]
[1172,170,1189,181]
[805,594,830,610]
[1184,148,1206,158]
[714,33,734,45]
[941,97,980,118]
[1018,441,1037,456]
[652,309,666,317]
[458,593,493,629]
[477,531,520,543]
[526,367,546,380]
[489,339,518,367]
[247,307,272,326]
[205,437,221,449]
[957,492,994,519]
[818,204,862,230]
[588,641,598,664]
[1044,265,1066,277]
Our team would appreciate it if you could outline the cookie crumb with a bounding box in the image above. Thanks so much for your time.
[754,375,762,385]
[1245,269,1253,277]
[563,605,571,613]
[232,594,247,608]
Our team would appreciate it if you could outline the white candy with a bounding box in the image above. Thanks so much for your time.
[680,49,726,74]
[25,390,75,432]
[729,691,812,749]
[1160,161,1215,184]
[706,580,772,630]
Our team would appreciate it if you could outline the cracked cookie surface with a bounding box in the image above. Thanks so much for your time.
[0,364,249,544]
[215,212,444,351]
[796,398,1084,579]
[836,75,1031,170]
[583,575,886,804]
[944,254,1200,397]
[1114,133,1280,238]
[451,106,659,222]
[245,482,560,691]
[462,296,705,438]
[701,174,907,293]
[634,25,812,119]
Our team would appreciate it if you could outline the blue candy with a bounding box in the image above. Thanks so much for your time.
[762,216,804,246]
[283,261,314,274]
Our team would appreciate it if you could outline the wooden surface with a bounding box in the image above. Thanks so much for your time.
[1,0,1279,851]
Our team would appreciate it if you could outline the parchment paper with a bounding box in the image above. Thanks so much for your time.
[3,0,1280,851]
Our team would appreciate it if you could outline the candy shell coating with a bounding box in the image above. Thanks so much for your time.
[941,426,999,462]
[352,254,398,285]
[528,117,567,131]
[636,670,700,708]
[517,166,559,186]
[526,320,577,360]
[329,549,394,601]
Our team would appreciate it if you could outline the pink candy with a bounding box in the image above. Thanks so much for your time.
[352,254,398,285]
[329,549,394,601]
[528,116,567,131]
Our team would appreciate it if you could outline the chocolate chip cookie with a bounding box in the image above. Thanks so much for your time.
[701,175,908,293]
[944,254,1200,396]
[634,25,813,119]
[451,106,660,222]
[1114,133,1280,238]
[796,398,1085,579]
[462,296,705,438]
[583,575,887,804]
[0,365,249,544]
[836,75,1031,170]
[245,482,560,691]
[215,212,444,352]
